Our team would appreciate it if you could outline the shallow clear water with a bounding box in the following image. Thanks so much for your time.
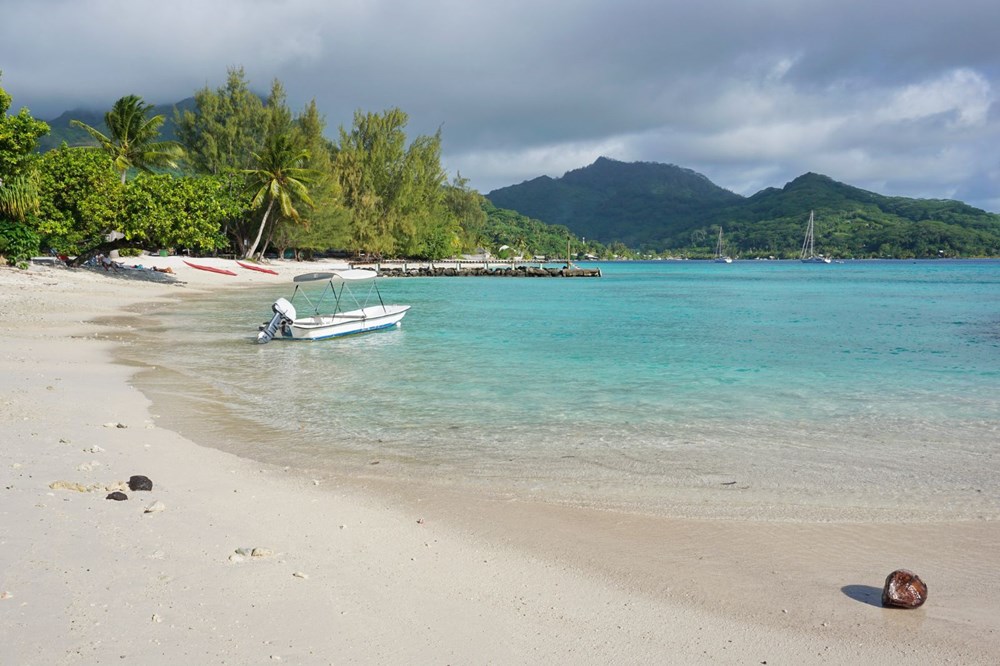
[133,260,1000,520]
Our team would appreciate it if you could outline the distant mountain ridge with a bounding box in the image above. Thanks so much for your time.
[487,157,1000,257]
[488,157,742,247]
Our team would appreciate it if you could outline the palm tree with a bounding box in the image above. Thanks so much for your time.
[71,95,184,183]
[243,133,316,259]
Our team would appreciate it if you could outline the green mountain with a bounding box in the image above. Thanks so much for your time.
[486,158,1000,258]
[37,98,195,152]
[487,157,742,248]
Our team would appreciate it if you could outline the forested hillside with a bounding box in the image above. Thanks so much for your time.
[488,157,742,248]
[487,159,1000,258]
[701,173,1000,258]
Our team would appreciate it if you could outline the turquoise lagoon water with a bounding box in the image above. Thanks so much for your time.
[134,260,1000,521]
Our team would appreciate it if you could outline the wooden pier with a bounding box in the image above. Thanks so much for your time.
[356,261,602,278]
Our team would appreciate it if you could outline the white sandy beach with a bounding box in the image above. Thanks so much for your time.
[1,256,998,664]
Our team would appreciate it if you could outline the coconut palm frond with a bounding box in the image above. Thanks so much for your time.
[71,95,186,182]
[0,174,39,221]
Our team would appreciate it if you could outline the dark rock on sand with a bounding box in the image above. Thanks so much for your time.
[106,491,128,501]
[128,475,153,491]
[881,569,928,608]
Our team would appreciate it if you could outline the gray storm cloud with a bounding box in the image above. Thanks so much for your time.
[2,0,998,210]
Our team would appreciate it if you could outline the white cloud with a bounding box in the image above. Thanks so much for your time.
[876,68,992,127]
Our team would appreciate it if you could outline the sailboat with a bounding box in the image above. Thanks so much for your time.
[714,227,733,263]
[800,211,831,264]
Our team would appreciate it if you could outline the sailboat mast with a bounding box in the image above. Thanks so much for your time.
[801,210,814,259]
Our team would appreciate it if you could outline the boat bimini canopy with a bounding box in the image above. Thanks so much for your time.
[292,268,378,284]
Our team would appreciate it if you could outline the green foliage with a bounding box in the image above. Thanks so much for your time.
[489,161,1000,258]
[334,108,449,258]
[287,99,350,255]
[0,174,40,222]
[0,82,50,180]
[32,145,122,254]
[480,200,606,259]
[32,146,241,258]
[442,174,488,252]
[0,220,41,265]
[70,94,184,184]
[29,73,581,262]
[0,75,49,222]
[243,131,316,259]
[119,173,240,252]
[174,67,268,175]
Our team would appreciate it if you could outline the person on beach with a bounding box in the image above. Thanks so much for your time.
[98,254,119,272]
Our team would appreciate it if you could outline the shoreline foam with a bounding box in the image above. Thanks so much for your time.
[2,259,998,664]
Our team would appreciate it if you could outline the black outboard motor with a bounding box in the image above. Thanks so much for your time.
[257,298,297,344]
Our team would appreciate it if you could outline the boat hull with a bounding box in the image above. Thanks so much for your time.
[237,261,279,275]
[183,260,237,276]
[284,304,410,340]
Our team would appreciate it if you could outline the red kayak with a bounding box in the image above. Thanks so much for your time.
[237,260,279,275]
[183,260,237,276]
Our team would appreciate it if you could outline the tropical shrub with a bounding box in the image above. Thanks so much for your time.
[0,220,41,266]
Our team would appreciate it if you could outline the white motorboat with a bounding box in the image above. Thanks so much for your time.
[800,210,832,263]
[257,269,410,343]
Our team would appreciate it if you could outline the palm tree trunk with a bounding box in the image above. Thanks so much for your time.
[244,198,274,259]
[260,221,277,260]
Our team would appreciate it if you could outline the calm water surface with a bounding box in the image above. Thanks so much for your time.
[132,260,1000,521]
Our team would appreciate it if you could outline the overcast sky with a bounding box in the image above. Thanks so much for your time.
[3,0,999,211]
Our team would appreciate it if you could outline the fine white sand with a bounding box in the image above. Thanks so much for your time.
[2,256,998,664]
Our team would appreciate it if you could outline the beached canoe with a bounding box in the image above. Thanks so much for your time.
[183,260,237,276]
[237,261,279,275]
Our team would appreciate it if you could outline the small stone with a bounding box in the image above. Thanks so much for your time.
[106,491,128,501]
[235,547,253,557]
[292,571,308,579]
[882,569,928,609]
[152,613,162,623]
[128,475,153,491]
[0,591,12,600]
[144,500,166,514]
[251,547,273,558]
